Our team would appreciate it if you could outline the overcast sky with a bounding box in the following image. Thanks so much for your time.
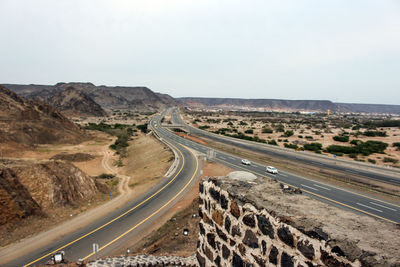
[1,1,399,104]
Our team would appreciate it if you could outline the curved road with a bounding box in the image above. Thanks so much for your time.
[154,108,400,224]
[4,114,199,267]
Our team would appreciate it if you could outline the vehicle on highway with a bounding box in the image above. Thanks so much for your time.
[241,159,251,165]
[266,166,278,174]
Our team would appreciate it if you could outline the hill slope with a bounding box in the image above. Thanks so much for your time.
[48,86,107,117]
[3,83,176,113]
[0,85,86,146]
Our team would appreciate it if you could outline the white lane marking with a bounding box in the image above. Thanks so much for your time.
[369,202,397,211]
[280,173,288,177]
[301,184,318,191]
[357,202,382,213]
[346,170,359,174]
[220,156,226,160]
[229,156,235,160]
[313,184,331,191]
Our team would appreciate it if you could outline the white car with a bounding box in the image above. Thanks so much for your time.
[266,166,278,174]
[241,159,251,165]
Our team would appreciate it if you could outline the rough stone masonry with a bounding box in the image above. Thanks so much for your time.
[197,173,400,267]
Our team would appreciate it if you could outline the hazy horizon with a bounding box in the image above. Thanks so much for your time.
[1,1,399,105]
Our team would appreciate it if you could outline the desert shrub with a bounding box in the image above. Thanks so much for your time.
[349,153,357,159]
[326,140,388,156]
[383,157,399,164]
[333,135,349,142]
[262,128,273,134]
[199,125,210,130]
[363,130,387,137]
[137,123,148,133]
[239,121,248,126]
[368,159,376,164]
[350,139,363,146]
[393,142,400,148]
[303,142,322,152]
[245,129,254,134]
[305,136,313,140]
[227,121,233,126]
[275,124,285,132]
[268,139,278,146]
[298,135,303,138]
[284,143,298,149]
[364,120,400,128]
[98,173,116,179]
[282,130,294,137]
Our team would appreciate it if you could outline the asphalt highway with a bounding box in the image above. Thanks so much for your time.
[153,109,400,224]
[4,114,199,267]
[171,109,400,186]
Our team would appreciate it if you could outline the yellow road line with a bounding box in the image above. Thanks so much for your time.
[82,146,199,260]
[213,157,399,224]
[24,140,188,267]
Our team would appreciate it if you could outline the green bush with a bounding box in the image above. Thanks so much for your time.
[383,157,398,164]
[284,143,298,149]
[298,135,303,138]
[333,135,349,142]
[262,128,273,134]
[199,125,210,130]
[282,130,294,137]
[245,129,254,134]
[98,173,116,179]
[363,130,387,137]
[393,142,400,148]
[268,139,278,146]
[137,123,148,133]
[303,143,322,152]
[368,159,376,164]
[327,140,388,156]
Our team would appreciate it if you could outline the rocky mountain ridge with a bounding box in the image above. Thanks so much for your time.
[179,97,400,114]
[3,82,177,114]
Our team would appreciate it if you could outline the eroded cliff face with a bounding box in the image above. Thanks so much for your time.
[0,160,107,226]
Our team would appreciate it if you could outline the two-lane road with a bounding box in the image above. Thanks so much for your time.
[3,114,199,267]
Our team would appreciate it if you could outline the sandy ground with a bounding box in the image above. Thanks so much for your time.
[0,133,174,265]
[183,113,400,167]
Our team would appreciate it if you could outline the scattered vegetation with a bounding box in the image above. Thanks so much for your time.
[333,135,349,142]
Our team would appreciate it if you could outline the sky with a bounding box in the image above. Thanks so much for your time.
[0,1,399,104]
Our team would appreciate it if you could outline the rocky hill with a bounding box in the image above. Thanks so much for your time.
[179,97,400,114]
[179,97,339,112]
[0,85,86,146]
[336,102,400,114]
[48,86,107,117]
[3,83,177,113]
[0,160,107,226]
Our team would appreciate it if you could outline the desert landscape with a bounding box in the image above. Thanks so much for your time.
[182,108,400,168]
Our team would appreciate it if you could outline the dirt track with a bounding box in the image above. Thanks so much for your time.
[0,134,171,265]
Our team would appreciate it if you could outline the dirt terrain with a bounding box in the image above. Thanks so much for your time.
[128,161,234,257]
[183,111,400,167]
[122,134,174,188]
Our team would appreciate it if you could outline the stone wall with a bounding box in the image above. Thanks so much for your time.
[197,174,400,267]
